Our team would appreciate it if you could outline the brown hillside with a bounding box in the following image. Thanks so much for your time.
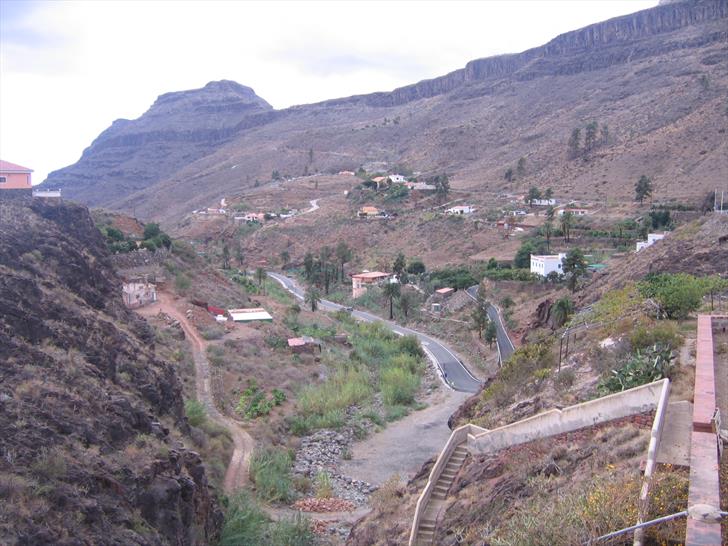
[44,1,728,225]
[0,198,222,545]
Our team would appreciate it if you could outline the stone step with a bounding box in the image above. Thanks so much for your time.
[420,521,436,531]
[431,490,447,500]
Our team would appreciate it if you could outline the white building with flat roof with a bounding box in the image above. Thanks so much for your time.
[530,253,566,277]
[636,232,666,252]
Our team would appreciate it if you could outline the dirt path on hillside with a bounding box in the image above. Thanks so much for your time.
[136,294,368,523]
[137,293,254,491]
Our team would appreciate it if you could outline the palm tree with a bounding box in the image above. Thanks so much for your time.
[560,211,573,243]
[470,305,489,339]
[550,297,574,329]
[382,282,401,320]
[544,219,553,252]
[484,321,497,348]
[398,291,415,319]
[255,267,266,294]
[305,286,321,312]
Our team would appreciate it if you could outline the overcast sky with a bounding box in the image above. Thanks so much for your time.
[1,0,656,184]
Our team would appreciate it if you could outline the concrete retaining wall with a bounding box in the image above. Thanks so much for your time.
[472,379,668,454]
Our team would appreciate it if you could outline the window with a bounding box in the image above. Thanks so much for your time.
[0,177,6,184]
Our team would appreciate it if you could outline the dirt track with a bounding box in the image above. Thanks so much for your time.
[136,293,367,523]
[137,293,254,491]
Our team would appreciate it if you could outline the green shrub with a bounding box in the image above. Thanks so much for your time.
[205,344,226,365]
[599,343,674,394]
[237,380,276,419]
[201,326,225,341]
[174,273,191,292]
[384,404,411,422]
[219,491,268,546]
[185,399,207,427]
[398,335,424,358]
[638,273,704,320]
[554,369,576,391]
[381,367,419,406]
[314,471,333,499]
[272,389,287,406]
[630,322,682,352]
[268,513,316,546]
[297,367,372,419]
[249,448,293,503]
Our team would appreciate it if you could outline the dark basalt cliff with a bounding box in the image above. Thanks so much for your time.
[0,198,222,545]
[328,0,728,107]
[43,80,274,205]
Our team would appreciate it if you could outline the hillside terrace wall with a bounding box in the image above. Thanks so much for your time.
[471,379,668,454]
[109,248,171,270]
[685,315,722,546]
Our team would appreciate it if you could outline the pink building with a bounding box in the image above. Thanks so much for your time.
[351,271,390,298]
[0,160,33,190]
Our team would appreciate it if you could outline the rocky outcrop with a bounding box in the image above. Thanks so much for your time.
[42,81,273,206]
[0,199,222,544]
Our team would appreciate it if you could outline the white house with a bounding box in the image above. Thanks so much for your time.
[447,205,475,215]
[530,253,566,277]
[532,198,556,206]
[389,174,407,183]
[635,232,666,252]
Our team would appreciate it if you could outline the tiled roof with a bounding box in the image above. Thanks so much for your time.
[0,160,33,172]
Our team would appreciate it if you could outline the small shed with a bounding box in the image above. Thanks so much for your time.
[228,308,273,322]
[122,281,157,309]
[435,287,455,300]
[287,336,321,354]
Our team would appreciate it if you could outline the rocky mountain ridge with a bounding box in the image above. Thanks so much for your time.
[42,0,728,223]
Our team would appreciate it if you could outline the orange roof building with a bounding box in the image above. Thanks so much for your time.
[0,160,33,191]
[351,271,391,298]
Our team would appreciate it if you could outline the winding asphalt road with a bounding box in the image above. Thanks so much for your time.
[465,286,516,363]
[268,272,483,393]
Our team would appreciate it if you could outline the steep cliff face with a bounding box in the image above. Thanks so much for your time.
[0,198,222,545]
[323,0,728,107]
[43,80,273,206]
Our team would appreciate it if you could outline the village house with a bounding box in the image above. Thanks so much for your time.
[388,174,407,183]
[530,253,566,277]
[636,232,667,252]
[447,205,475,215]
[406,181,436,191]
[558,207,589,216]
[351,271,391,298]
[122,280,157,309]
[228,308,273,322]
[358,206,382,218]
[0,160,33,193]
[237,212,265,223]
[434,287,455,300]
[287,336,321,354]
[338,170,355,176]
[531,198,556,206]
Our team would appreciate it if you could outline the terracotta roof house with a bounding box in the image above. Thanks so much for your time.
[0,160,33,192]
[358,206,381,217]
[287,336,321,354]
[351,271,391,298]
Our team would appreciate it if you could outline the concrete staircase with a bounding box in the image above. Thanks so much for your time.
[414,445,469,545]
